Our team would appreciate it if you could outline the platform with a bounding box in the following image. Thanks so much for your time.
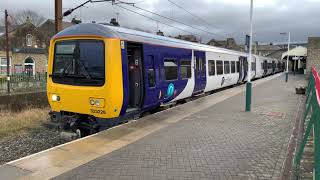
[0,73,306,180]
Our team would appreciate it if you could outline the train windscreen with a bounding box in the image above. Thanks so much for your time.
[51,40,105,86]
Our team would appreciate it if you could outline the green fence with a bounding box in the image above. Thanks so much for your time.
[294,67,320,179]
[0,72,47,94]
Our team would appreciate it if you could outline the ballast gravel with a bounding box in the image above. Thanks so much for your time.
[0,127,67,165]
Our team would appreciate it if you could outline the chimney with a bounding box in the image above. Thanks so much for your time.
[156,30,164,36]
[110,18,120,26]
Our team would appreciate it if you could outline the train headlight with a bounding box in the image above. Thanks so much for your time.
[90,99,95,105]
[51,94,60,102]
[89,98,104,108]
[95,100,100,106]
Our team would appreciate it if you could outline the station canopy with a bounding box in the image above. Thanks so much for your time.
[282,46,307,59]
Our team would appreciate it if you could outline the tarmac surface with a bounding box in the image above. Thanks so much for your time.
[0,73,306,180]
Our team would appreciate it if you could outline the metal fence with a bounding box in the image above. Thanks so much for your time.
[0,72,47,95]
[294,66,320,179]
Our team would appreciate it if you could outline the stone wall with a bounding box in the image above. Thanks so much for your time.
[0,91,49,111]
[307,37,320,73]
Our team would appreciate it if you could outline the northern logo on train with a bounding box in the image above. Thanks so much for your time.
[221,77,225,86]
[166,83,175,98]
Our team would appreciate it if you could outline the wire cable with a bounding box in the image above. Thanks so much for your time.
[167,0,215,28]
[115,4,204,37]
[127,4,226,38]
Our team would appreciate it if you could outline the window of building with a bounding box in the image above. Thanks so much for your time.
[164,58,178,80]
[14,64,23,74]
[231,61,236,73]
[208,60,215,76]
[180,59,191,79]
[216,60,223,75]
[236,61,240,73]
[0,57,11,75]
[26,34,33,47]
[224,61,230,74]
[24,57,35,75]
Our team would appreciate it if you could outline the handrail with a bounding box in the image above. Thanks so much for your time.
[294,66,320,179]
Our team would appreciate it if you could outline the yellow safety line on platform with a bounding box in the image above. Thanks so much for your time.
[6,73,283,180]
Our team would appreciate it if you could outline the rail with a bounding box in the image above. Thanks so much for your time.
[294,66,320,179]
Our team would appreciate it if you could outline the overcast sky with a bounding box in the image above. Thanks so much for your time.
[1,0,320,44]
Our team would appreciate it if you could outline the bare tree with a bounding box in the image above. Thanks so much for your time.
[11,10,45,26]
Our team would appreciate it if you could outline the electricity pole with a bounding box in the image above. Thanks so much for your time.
[55,0,62,33]
[5,9,10,94]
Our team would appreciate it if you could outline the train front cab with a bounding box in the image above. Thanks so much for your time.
[47,36,124,135]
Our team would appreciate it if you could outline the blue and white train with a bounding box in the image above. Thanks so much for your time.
[47,23,283,135]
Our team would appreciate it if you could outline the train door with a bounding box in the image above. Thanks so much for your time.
[193,51,206,94]
[238,56,247,82]
[272,61,275,73]
[142,53,160,108]
[263,60,268,76]
[127,42,144,110]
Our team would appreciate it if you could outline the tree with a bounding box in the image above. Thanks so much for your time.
[11,10,45,26]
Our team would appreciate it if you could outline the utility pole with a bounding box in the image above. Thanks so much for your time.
[5,10,10,94]
[55,0,62,33]
[245,0,253,112]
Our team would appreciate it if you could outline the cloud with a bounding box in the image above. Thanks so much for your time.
[1,0,319,44]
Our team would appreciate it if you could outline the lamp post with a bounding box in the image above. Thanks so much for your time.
[245,0,253,112]
[280,32,290,82]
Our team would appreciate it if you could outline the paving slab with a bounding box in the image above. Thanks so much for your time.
[51,74,306,180]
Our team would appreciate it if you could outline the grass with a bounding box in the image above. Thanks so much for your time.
[0,108,50,138]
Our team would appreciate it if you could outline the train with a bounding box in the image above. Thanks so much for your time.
[47,23,284,137]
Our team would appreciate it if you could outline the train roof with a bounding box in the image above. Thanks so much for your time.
[54,23,280,61]
[54,23,248,56]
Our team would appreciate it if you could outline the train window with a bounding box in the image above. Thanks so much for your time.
[236,61,240,73]
[251,62,256,71]
[180,59,191,79]
[224,61,230,74]
[231,61,235,73]
[164,58,178,81]
[53,40,105,86]
[148,69,155,87]
[196,57,204,71]
[208,60,215,76]
[216,60,223,75]
[147,55,156,87]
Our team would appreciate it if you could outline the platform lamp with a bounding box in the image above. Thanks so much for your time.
[280,32,290,82]
[245,0,254,112]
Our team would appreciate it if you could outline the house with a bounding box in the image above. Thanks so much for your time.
[207,38,244,51]
[175,35,199,43]
[0,18,74,76]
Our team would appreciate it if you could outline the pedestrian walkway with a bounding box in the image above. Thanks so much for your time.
[0,73,306,180]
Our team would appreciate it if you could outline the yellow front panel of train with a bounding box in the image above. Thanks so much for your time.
[47,37,123,119]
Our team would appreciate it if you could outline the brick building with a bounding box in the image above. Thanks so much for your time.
[307,37,320,73]
[0,18,74,76]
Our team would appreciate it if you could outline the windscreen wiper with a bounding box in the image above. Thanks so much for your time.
[74,44,92,80]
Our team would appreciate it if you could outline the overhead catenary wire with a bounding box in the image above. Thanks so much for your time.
[125,4,226,38]
[114,4,204,37]
[167,0,216,28]
[167,0,235,38]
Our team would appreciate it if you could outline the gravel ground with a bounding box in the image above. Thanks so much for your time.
[0,127,67,165]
